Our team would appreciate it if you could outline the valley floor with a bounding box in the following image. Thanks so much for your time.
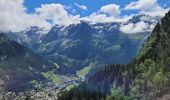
[0,75,83,100]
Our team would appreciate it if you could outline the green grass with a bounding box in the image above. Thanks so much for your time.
[66,84,76,90]
[54,63,60,69]
[42,71,61,84]
[76,64,92,79]
[104,44,121,52]
[31,80,37,84]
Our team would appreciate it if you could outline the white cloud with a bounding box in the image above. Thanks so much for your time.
[81,13,131,23]
[100,4,120,16]
[35,4,80,26]
[74,3,87,10]
[0,0,166,33]
[0,0,51,32]
[81,4,128,23]
[0,0,80,32]
[120,21,150,34]
[125,0,169,17]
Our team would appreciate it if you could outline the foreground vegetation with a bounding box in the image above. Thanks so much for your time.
[58,11,170,100]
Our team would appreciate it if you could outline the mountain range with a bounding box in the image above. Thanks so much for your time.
[0,13,164,99]
[5,14,159,76]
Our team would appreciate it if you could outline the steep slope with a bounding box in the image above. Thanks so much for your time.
[0,33,52,92]
[58,11,170,100]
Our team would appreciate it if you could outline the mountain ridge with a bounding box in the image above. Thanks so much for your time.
[57,10,170,100]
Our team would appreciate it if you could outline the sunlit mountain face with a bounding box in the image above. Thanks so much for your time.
[0,0,170,99]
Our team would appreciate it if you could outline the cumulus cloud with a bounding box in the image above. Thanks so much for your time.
[100,4,120,16]
[0,0,80,32]
[74,3,87,10]
[0,0,166,33]
[81,13,131,23]
[120,21,150,34]
[0,0,51,32]
[125,0,169,17]
[81,4,128,23]
[35,4,80,26]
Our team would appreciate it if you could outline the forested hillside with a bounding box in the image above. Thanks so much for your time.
[0,33,52,93]
[58,10,170,100]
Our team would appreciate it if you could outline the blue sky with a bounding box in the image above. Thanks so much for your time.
[24,0,170,17]
[0,0,169,32]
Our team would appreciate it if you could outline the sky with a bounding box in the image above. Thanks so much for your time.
[24,0,170,16]
[0,0,169,32]
[24,0,136,16]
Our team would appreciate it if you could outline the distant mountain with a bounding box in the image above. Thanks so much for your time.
[0,33,52,92]
[6,26,46,51]
[40,14,159,75]
[128,14,160,24]
[7,14,160,76]
[57,11,170,100]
